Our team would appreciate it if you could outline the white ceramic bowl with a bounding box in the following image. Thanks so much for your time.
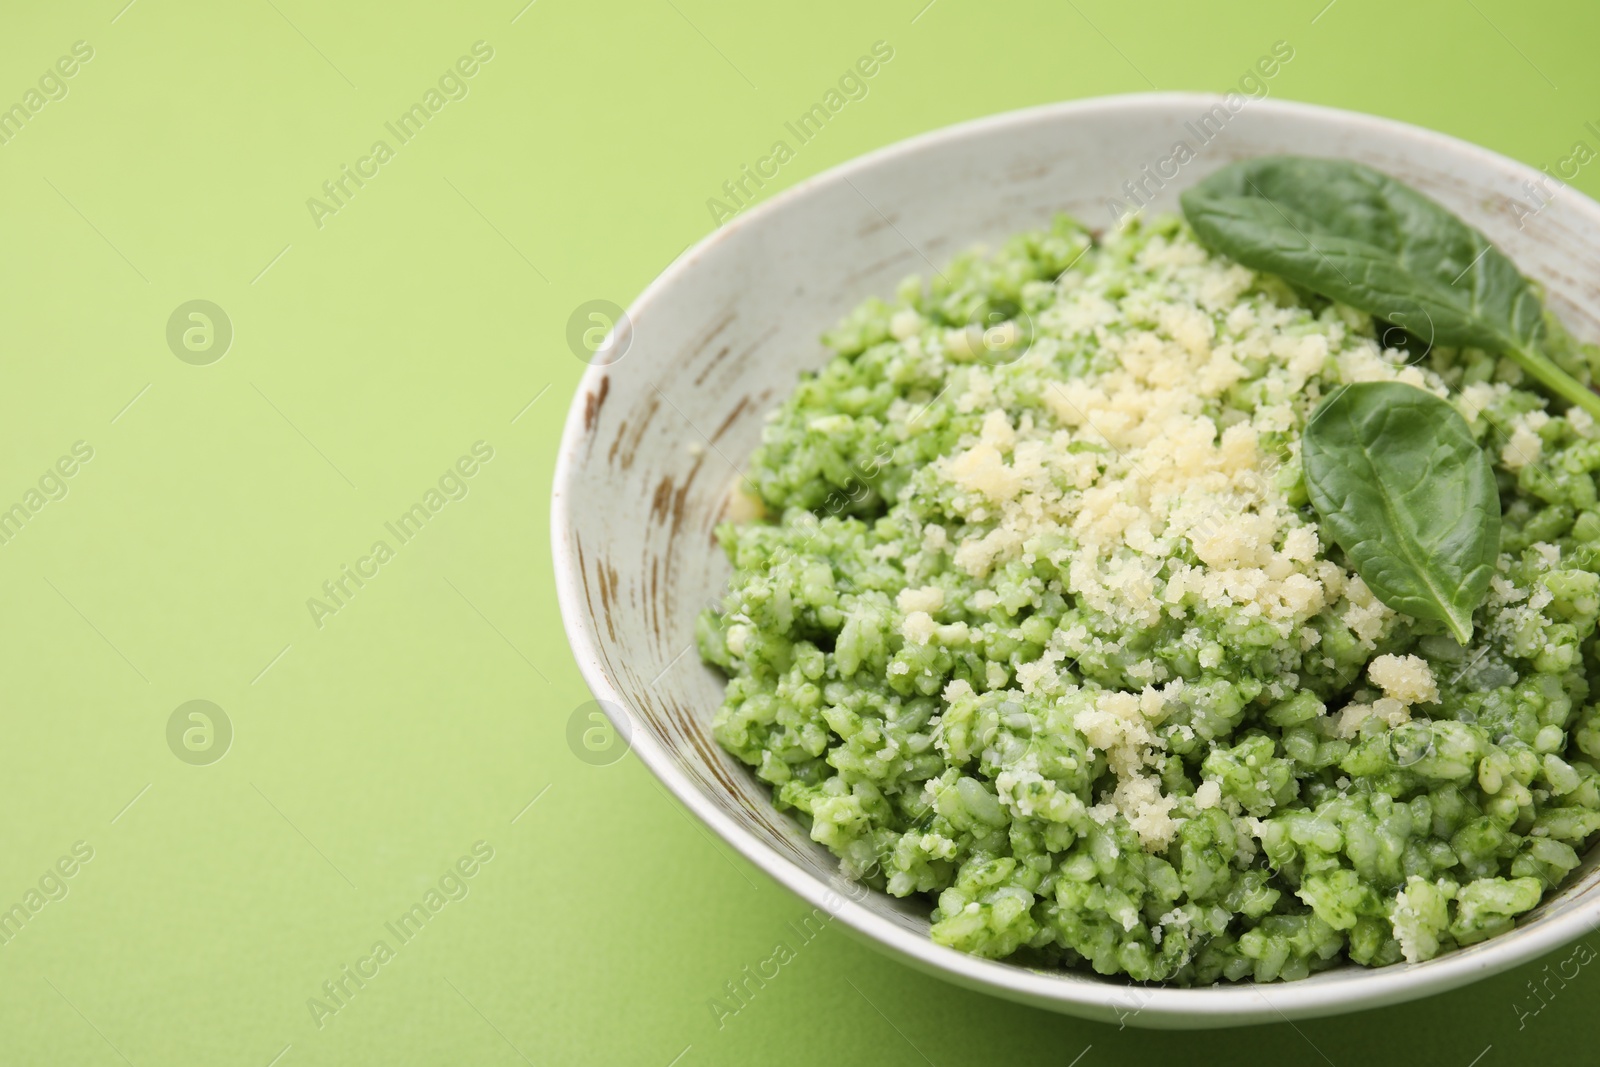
[551,93,1600,1028]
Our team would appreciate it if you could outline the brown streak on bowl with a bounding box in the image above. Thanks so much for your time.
[711,395,753,444]
[584,375,611,433]
[613,393,661,471]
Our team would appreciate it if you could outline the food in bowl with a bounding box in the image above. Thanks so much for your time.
[695,156,1600,984]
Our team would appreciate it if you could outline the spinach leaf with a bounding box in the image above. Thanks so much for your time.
[1302,381,1500,644]
[1181,156,1600,419]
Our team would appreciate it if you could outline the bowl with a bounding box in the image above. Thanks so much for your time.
[551,92,1600,1028]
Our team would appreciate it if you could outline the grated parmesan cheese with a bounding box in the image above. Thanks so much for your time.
[1367,653,1440,707]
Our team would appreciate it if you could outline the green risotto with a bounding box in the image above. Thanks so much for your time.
[696,211,1600,984]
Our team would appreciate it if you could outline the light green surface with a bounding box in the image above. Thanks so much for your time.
[2,0,1598,1063]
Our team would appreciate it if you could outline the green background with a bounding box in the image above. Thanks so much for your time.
[2,0,1597,1063]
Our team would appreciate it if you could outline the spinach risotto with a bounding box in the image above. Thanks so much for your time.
[696,160,1600,984]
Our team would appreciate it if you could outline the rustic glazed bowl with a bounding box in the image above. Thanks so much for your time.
[551,93,1600,1027]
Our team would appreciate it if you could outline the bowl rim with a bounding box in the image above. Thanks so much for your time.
[551,90,1600,1025]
